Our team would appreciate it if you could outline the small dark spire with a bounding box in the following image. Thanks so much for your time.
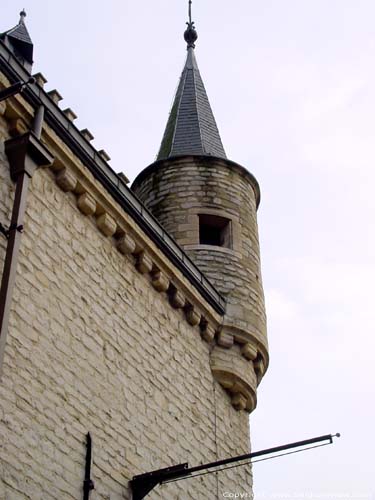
[0,9,34,71]
[184,0,198,49]
[157,43,226,160]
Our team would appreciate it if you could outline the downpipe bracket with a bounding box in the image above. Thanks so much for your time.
[0,222,23,239]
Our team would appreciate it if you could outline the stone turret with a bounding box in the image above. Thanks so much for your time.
[132,17,268,412]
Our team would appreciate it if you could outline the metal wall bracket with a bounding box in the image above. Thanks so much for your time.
[0,77,35,103]
[0,223,23,239]
[130,463,189,500]
[129,434,340,499]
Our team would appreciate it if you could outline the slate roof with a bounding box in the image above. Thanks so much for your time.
[1,11,33,65]
[157,47,227,160]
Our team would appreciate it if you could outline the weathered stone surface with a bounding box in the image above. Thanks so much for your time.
[33,72,47,87]
[151,270,170,292]
[96,212,117,237]
[241,342,258,361]
[47,89,63,104]
[0,158,253,497]
[132,156,269,403]
[80,128,94,142]
[185,305,201,326]
[136,251,153,274]
[217,330,234,348]
[117,233,136,255]
[200,322,215,343]
[254,358,266,381]
[232,392,248,411]
[63,108,77,122]
[132,157,267,351]
[55,168,77,192]
[210,344,257,413]
[77,192,96,216]
[169,288,186,309]
[0,81,255,498]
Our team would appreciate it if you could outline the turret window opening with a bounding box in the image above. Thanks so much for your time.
[199,214,232,248]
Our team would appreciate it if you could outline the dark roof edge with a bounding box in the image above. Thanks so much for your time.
[132,155,261,209]
[0,40,226,315]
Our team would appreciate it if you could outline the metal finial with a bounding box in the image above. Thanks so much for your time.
[19,9,26,24]
[184,0,198,49]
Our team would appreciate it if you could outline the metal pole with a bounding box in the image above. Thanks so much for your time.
[0,172,30,373]
[0,77,35,103]
[32,105,44,140]
[0,104,51,375]
[83,433,94,500]
[130,433,340,499]
[168,433,339,478]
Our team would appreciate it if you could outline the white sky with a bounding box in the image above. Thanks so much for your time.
[2,1,375,499]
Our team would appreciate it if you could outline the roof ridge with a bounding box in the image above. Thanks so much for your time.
[191,51,204,155]
[170,65,188,159]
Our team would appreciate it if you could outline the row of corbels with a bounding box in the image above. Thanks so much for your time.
[54,167,217,344]
[54,167,266,379]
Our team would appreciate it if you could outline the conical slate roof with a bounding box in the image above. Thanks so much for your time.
[157,45,226,161]
[1,10,33,66]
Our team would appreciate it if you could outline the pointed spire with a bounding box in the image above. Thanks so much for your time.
[1,10,33,71]
[157,4,226,161]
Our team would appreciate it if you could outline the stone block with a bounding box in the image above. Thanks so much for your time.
[217,330,234,348]
[55,168,77,192]
[151,270,169,292]
[77,192,96,216]
[117,234,136,255]
[201,322,215,343]
[96,213,117,237]
[169,288,185,309]
[241,343,257,361]
[47,89,63,104]
[136,251,153,274]
[185,305,201,326]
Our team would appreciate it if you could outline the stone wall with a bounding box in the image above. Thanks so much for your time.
[133,156,268,408]
[0,112,253,499]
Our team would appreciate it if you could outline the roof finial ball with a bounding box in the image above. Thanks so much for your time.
[19,9,27,24]
[184,0,198,49]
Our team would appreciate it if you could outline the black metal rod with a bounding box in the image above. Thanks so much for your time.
[131,433,340,499]
[0,104,47,375]
[0,77,35,103]
[165,433,339,480]
[83,433,94,500]
[0,172,31,374]
[0,81,23,102]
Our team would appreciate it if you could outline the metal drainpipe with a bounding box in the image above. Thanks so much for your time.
[0,104,53,376]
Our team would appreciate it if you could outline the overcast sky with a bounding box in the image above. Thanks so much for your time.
[2,1,374,499]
